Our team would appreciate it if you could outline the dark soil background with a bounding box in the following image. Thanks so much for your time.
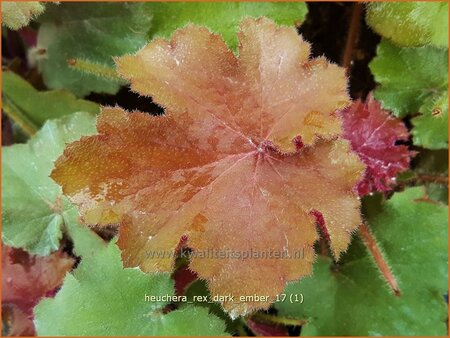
[300,2,380,99]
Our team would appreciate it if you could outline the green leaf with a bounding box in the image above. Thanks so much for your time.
[275,187,448,336]
[411,93,448,149]
[1,1,45,30]
[145,2,308,50]
[34,240,228,336]
[2,71,99,136]
[2,112,97,255]
[370,40,448,149]
[366,2,448,48]
[370,40,448,117]
[63,208,108,259]
[36,2,151,96]
[183,279,239,333]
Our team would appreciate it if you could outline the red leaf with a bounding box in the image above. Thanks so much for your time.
[2,245,74,315]
[340,94,412,196]
[173,265,197,296]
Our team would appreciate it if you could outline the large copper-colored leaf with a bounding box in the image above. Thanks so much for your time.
[52,18,365,317]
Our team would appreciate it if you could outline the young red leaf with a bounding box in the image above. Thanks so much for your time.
[2,245,74,315]
[174,265,198,296]
[340,94,412,196]
[51,18,365,317]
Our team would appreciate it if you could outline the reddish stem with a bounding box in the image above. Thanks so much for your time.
[341,2,363,71]
[359,223,401,296]
[416,174,449,184]
[318,237,330,257]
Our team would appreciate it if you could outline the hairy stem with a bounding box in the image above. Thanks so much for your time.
[67,58,124,82]
[359,223,400,296]
[398,173,449,187]
[250,312,308,327]
[416,174,448,184]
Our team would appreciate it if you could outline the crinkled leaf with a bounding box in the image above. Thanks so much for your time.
[145,2,307,50]
[370,40,448,118]
[366,2,448,48]
[2,112,96,255]
[34,240,228,336]
[2,245,74,316]
[2,71,99,135]
[52,18,365,317]
[370,40,448,149]
[276,187,448,336]
[2,1,45,30]
[340,94,412,196]
[36,2,151,96]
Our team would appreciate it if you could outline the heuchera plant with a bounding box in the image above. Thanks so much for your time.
[52,18,365,317]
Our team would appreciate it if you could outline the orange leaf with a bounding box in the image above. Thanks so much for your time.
[52,18,365,317]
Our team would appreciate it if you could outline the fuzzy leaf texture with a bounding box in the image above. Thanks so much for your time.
[36,2,151,96]
[2,71,99,135]
[1,1,45,30]
[145,2,307,50]
[340,94,412,196]
[2,113,96,256]
[52,18,365,317]
[370,39,448,149]
[366,2,448,48]
[276,187,448,336]
[34,239,228,336]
